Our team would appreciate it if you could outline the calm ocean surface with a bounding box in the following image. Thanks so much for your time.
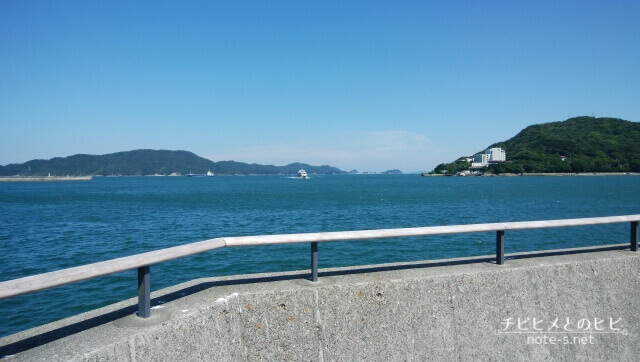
[1,175,639,337]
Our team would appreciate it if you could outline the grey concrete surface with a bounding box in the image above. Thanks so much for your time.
[1,245,638,361]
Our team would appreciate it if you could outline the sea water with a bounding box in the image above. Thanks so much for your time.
[0,175,639,337]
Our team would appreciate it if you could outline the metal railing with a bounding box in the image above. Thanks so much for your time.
[0,215,638,319]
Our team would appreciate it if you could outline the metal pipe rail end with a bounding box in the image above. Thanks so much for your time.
[632,221,638,252]
[496,230,505,265]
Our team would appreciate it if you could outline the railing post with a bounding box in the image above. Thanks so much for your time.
[496,230,505,265]
[138,266,151,318]
[631,221,638,252]
[310,242,318,282]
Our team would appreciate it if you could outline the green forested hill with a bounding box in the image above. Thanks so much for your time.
[0,149,345,176]
[433,117,640,174]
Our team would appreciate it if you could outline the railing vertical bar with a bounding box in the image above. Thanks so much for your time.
[631,221,638,252]
[137,265,151,318]
[311,242,318,282]
[496,230,505,265]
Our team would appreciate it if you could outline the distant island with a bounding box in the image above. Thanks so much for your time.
[0,150,346,176]
[382,169,403,174]
[430,116,640,175]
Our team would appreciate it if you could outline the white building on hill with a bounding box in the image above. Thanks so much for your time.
[471,147,506,168]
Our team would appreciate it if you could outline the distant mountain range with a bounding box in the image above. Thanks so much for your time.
[0,150,346,176]
[432,116,640,174]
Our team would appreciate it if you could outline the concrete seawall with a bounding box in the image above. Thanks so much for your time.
[1,245,638,360]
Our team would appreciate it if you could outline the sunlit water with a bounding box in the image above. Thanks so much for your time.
[1,175,638,337]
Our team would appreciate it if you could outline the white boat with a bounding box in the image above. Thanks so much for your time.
[297,169,308,179]
[207,170,214,177]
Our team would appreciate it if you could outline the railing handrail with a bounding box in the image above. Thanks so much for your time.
[1,214,639,310]
[223,214,640,246]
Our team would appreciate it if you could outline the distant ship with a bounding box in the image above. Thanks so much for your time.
[297,169,308,179]
[187,171,214,177]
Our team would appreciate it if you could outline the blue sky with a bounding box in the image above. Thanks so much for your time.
[1,1,639,172]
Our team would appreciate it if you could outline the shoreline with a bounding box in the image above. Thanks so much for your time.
[422,172,640,177]
[0,176,93,182]
[494,172,640,177]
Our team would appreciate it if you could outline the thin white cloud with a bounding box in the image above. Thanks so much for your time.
[207,130,436,172]
[348,130,430,152]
